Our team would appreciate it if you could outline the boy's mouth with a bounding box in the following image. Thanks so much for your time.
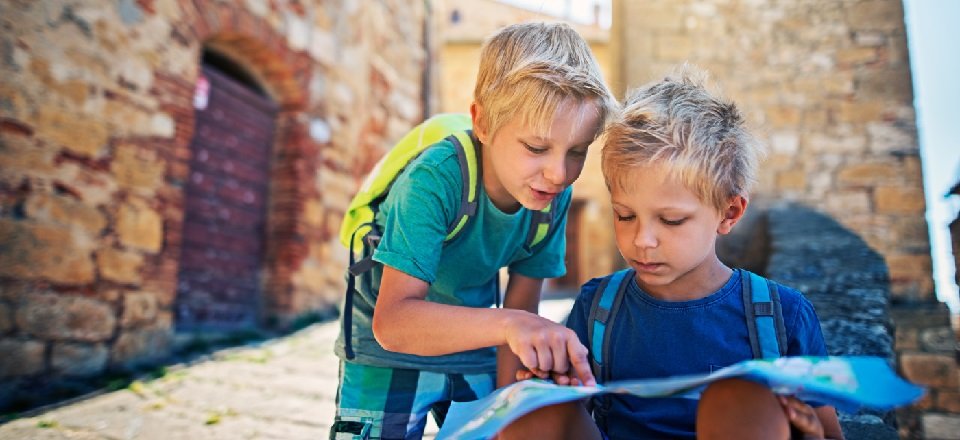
[632,260,664,272]
[530,188,558,201]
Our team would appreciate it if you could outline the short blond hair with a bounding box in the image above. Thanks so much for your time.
[602,67,763,211]
[474,22,616,140]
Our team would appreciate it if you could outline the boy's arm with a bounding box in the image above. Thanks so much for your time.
[372,266,595,385]
[496,272,543,388]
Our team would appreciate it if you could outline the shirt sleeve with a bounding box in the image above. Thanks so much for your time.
[782,286,829,357]
[507,186,573,279]
[372,149,461,284]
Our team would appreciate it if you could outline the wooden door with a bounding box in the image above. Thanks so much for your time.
[175,65,277,331]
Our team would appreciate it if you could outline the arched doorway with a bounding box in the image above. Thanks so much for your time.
[175,50,278,331]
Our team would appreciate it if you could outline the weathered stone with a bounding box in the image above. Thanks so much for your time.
[16,292,116,342]
[875,186,925,214]
[0,131,57,176]
[34,105,109,157]
[24,193,107,236]
[96,247,144,285]
[120,291,158,328]
[837,162,899,186]
[51,342,108,376]
[110,326,172,368]
[923,413,960,440]
[0,338,45,377]
[775,170,806,190]
[936,390,960,413]
[920,327,959,354]
[112,143,166,194]
[0,219,96,284]
[116,198,163,253]
[900,353,959,388]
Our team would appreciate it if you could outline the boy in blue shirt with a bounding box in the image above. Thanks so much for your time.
[501,68,844,439]
[331,22,617,440]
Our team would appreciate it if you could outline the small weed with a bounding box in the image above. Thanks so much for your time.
[36,419,58,428]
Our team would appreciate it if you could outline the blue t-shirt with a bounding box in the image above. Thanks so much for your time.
[565,270,827,439]
[334,139,571,373]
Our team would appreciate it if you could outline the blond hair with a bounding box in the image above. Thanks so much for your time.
[602,67,763,211]
[474,22,616,140]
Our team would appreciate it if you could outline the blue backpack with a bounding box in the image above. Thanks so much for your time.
[586,268,788,427]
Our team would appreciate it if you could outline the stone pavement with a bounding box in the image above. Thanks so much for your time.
[0,299,575,440]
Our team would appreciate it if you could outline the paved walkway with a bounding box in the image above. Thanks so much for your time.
[0,299,574,440]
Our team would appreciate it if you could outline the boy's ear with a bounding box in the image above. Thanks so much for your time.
[470,101,488,144]
[717,195,748,235]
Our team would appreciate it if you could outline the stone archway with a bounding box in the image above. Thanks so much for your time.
[153,1,317,330]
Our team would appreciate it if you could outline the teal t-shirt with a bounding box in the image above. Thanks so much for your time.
[334,139,571,373]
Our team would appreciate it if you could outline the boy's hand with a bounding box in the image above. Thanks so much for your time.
[503,312,596,386]
[515,368,586,386]
[778,395,825,439]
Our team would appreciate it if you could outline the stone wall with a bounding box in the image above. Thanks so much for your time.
[0,0,431,403]
[611,1,955,437]
[610,0,931,302]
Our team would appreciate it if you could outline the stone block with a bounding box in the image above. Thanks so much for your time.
[120,291,159,328]
[110,326,172,368]
[35,105,109,157]
[921,327,959,354]
[936,390,960,413]
[116,198,163,253]
[896,327,920,351]
[113,143,167,194]
[0,338,45,377]
[51,341,108,376]
[867,121,917,153]
[900,352,959,388]
[833,100,886,124]
[0,219,96,284]
[24,193,107,236]
[96,247,145,285]
[923,413,960,440]
[875,186,925,214]
[0,131,57,175]
[836,47,878,66]
[15,292,116,342]
[837,162,898,186]
[776,170,806,190]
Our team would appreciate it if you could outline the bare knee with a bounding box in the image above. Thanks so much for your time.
[697,378,789,440]
[499,401,600,440]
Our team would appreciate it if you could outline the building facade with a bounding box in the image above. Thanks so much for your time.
[0,0,432,396]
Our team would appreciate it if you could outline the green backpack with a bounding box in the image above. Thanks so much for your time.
[337,112,556,359]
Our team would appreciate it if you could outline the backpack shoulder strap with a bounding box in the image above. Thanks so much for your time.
[740,269,788,359]
[444,130,481,241]
[524,203,554,251]
[586,269,633,382]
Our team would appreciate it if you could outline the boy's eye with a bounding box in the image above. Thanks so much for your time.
[615,213,635,222]
[661,217,686,226]
[569,149,588,159]
[522,142,547,154]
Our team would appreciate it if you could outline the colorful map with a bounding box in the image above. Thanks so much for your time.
[436,356,924,440]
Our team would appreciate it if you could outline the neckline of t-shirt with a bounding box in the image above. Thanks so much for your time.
[628,269,741,309]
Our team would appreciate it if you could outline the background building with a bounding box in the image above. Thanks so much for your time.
[0,0,958,437]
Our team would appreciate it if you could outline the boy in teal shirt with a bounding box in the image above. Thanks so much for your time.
[331,22,617,440]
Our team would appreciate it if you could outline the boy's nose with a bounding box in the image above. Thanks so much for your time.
[543,158,566,185]
[633,225,657,248]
